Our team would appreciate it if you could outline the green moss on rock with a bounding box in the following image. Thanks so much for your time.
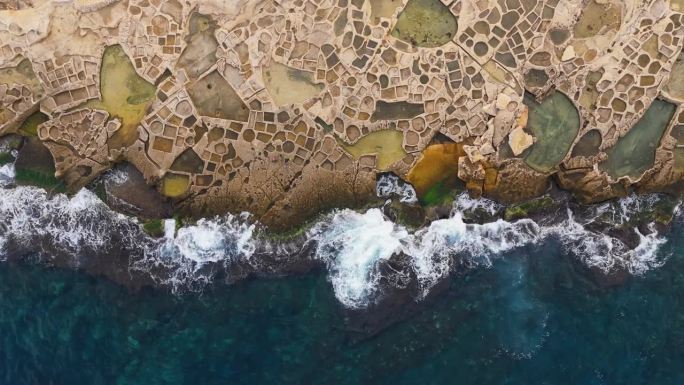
[143,219,165,238]
[0,152,14,166]
[13,137,66,193]
[504,196,556,221]
[17,111,49,137]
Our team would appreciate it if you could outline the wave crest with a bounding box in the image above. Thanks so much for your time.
[310,194,676,307]
[0,178,675,308]
[132,215,256,290]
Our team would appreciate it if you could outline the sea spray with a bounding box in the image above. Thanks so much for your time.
[307,208,410,308]
[133,215,257,290]
[0,152,16,188]
[376,173,418,203]
[406,213,541,296]
[0,174,676,308]
[452,192,502,216]
[0,187,140,259]
[0,164,14,189]
[549,208,668,274]
[310,193,676,306]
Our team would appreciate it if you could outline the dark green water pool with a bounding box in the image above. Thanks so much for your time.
[2,222,684,384]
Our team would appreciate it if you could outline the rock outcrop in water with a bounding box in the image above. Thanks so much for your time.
[1,0,684,230]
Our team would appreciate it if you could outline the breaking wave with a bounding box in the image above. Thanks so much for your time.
[309,198,672,308]
[0,162,676,309]
[132,215,257,289]
[0,155,16,189]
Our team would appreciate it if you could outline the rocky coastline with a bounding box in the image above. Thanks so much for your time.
[1,138,680,332]
[1,0,684,233]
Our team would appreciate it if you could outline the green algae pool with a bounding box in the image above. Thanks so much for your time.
[341,130,406,170]
[85,45,157,149]
[391,0,458,48]
[523,91,580,172]
[161,172,191,197]
[601,99,676,180]
[406,142,462,203]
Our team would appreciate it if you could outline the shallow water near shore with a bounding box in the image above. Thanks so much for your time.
[2,220,684,384]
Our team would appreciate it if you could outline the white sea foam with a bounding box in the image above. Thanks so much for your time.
[590,194,661,225]
[103,168,130,186]
[0,181,259,289]
[548,208,668,274]
[407,214,541,295]
[0,162,15,188]
[452,192,502,216]
[310,195,674,307]
[0,187,133,260]
[376,173,418,203]
[133,214,256,290]
[0,176,675,308]
[308,208,410,308]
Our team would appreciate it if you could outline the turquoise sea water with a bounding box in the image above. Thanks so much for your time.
[2,218,684,384]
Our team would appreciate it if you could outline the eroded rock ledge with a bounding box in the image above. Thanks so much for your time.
[1,0,684,230]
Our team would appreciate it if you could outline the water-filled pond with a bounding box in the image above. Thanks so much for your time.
[600,99,676,179]
[341,130,406,170]
[86,45,156,149]
[391,0,458,48]
[523,91,580,172]
[263,62,324,107]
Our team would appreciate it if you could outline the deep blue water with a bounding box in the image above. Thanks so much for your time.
[2,222,684,385]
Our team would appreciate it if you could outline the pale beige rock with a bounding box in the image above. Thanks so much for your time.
[496,93,512,110]
[508,127,535,156]
[562,45,576,61]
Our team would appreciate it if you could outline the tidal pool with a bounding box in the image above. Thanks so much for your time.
[263,61,324,107]
[391,0,458,48]
[523,91,580,172]
[406,142,462,201]
[341,130,406,170]
[13,137,65,192]
[17,110,49,137]
[161,172,190,197]
[601,99,676,179]
[86,45,156,149]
